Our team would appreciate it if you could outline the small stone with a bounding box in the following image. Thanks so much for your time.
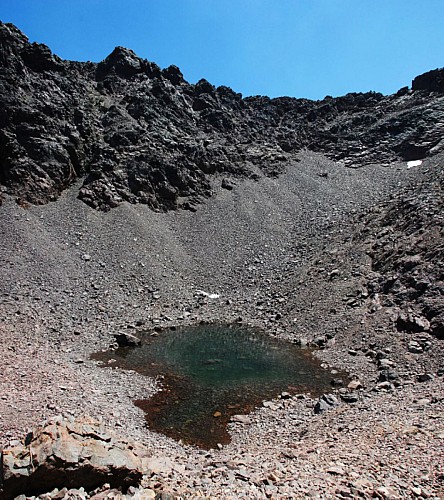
[213,411,222,417]
[329,269,340,279]
[415,316,430,331]
[327,466,345,475]
[331,378,344,387]
[352,478,374,491]
[235,468,250,480]
[397,312,430,332]
[268,472,279,482]
[378,358,394,369]
[415,398,431,406]
[314,337,326,347]
[231,414,251,424]
[314,394,338,414]
[82,254,91,261]
[408,341,423,354]
[321,394,339,406]
[375,381,392,390]
[221,178,235,190]
[340,392,359,403]
[263,400,276,409]
[378,369,399,382]
[347,380,362,390]
[375,486,401,499]
[417,373,433,382]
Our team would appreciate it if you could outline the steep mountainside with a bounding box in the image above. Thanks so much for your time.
[0,21,443,212]
[364,162,444,339]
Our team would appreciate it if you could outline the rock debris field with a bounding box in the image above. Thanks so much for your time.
[0,21,444,499]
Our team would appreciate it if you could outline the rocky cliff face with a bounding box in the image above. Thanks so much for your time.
[1,22,443,211]
[363,161,444,340]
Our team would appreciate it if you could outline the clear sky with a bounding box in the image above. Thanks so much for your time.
[1,0,443,100]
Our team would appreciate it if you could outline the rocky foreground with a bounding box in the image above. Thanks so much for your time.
[0,22,444,499]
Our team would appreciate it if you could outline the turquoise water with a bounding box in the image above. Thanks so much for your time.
[94,324,335,448]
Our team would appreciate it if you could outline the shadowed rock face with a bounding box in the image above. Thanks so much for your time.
[412,68,444,93]
[362,162,444,340]
[0,21,443,211]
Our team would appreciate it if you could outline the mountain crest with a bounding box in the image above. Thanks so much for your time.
[0,22,443,212]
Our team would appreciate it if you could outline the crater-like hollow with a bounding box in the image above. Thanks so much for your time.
[93,324,340,448]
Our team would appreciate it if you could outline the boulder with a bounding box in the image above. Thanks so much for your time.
[313,394,339,414]
[0,416,147,499]
[430,313,444,339]
[162,64,184,85]
[113,331,142,347]
[396,312,430,333]
[340,392,359,403]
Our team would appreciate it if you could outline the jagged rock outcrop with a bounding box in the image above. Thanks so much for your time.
[361,160,444,339]
[0,22,443,211]
[412,67,444,93]
[0,416,147,499]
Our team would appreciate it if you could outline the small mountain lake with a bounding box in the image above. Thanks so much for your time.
[93,324,336,448]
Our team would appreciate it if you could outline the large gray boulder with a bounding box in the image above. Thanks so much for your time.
[0,416,148,499]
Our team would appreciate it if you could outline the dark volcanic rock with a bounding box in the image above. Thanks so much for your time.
[412,68,444,93]
[314,394,339,414]
[361,159,444,341]
[114,331,142,347]
[0,21,444,212]
[96,46,146,80]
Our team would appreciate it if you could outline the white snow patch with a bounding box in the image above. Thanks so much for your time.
[195,289,220,299]
[407,160,423,169]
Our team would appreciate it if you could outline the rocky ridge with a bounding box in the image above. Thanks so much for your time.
[1,22,444,212]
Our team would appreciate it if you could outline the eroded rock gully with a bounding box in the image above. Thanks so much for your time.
[1,22,444,499]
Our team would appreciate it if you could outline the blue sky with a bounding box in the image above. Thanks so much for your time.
[1,0,443,99]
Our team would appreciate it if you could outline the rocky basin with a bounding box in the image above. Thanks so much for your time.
[1,22,443,499]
